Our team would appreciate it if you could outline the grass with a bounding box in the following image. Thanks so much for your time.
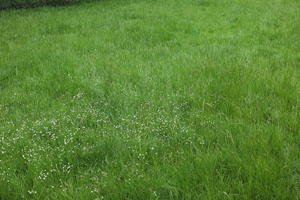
[0,0,300,199]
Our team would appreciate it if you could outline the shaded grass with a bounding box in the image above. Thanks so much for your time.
[0,0,300,199]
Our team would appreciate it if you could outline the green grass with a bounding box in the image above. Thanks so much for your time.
[0,0,300,199]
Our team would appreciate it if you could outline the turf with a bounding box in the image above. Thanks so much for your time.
[0,0,300,199]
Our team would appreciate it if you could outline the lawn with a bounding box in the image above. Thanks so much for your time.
[0,0,300,199]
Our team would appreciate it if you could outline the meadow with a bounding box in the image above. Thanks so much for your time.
[0,0,300,199]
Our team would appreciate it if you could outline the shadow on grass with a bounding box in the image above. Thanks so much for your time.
[0,0,109,11]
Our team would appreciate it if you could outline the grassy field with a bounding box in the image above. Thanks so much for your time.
[0,0,300,199]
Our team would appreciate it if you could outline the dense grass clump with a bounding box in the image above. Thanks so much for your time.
[0,0,81,9]
[0,0,300,199]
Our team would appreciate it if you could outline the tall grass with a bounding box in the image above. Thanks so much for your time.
[0,0,300,199]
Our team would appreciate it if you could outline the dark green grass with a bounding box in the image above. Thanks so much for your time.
[0,0,300,199]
